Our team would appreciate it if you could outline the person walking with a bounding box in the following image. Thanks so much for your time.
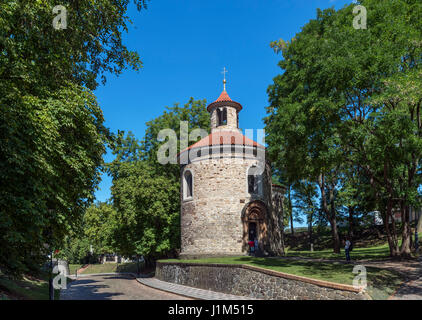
[248,239,255,256]
[345,237,351,263]
[254,237,259,256]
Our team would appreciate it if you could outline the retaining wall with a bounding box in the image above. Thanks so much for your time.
[156,262,368,300]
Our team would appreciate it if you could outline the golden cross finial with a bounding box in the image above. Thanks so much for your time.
[221,67,228,91]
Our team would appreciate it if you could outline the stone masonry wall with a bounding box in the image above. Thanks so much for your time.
[210,106,238,130]
[156,262,367,300]
[181,156,262,256]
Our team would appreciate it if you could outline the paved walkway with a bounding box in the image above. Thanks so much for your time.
[63,257,422,300]
[137,277,255,300]
[61,273,254,300]
[356,258,422,300]
[60,274,190,300]
[273,255,422,300]
[273,256,421,279]
[362,259,421,279]
[389,277,422,300]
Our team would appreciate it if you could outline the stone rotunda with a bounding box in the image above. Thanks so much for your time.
[178,82,285,258]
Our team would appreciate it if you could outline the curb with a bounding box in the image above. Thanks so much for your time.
[136,278,254,300]
[134,278,199,300]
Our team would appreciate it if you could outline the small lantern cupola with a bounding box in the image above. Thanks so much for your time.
[206,68,242,132]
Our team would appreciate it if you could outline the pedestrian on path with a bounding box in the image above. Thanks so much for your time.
[254,237,259,256]
[345,237,351,263]
[248,240,255,256]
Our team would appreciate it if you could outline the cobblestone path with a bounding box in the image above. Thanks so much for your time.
[60,274,190,300]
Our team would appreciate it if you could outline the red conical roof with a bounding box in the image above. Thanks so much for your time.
[206,90,242,112]
[215,90,232,102]
[178,129,264,155]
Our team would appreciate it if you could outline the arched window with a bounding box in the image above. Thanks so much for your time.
[247,166,262,195]
[248,174,256,194]
[217,108,227,126]
[183,170,193,200]
[222,108,227,125]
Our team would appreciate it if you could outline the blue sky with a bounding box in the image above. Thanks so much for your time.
[94,0,352,205]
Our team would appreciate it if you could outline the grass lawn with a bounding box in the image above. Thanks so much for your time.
[286,243,391,261]
[0,272,60,300]
[159,256,405,300]
[69,264,83,275]
[79,262,140,274]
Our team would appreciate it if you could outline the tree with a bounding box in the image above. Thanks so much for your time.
[0,83,110,276]
[111,161,180,265]
[84,202,117,254]
[336,165,377,240]
[141,97,210,174]
[56,235,92,265]
[286,185,294,235]
[107,98,210,264]
[1,0,147,91]
[0,0,148,276]
[266,0,422,257]
[292,181,318,250]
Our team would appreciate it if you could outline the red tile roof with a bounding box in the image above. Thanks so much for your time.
[215,90,232,102]
[206,90,243,112]
[179,130,264,154]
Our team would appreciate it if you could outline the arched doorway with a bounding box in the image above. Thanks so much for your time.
[242,201,267,252]
[248,222,257,241]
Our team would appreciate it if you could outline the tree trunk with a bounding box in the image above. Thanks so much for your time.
[290,212,294,235]
[280,227,286,256]
[329,217,341,254]
[278,192,286,256]
[417,209,422,233]
[383,201,400,257]
[348,206,354,241]
[288,185,294,235]
[308,212,314,251]
[318,173,340,253]
[329,183,340,254]
[400,204,412,258]
[374,224,382,239]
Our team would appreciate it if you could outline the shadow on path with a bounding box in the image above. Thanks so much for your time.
[61,276,124,300]
[61,274,188,300]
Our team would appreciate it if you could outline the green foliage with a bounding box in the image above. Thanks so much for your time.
[84,202,118,254]
[0,1,147,276]
[292,181,318,226]
[0,272,61,300]
[107,98,210,261]
[0,0,147,91]
[265,0,422,256]
[56,235,91,264]
[56,201,118,263]
[141,97,210,176]
[111,161,180,258]
[0,83,109,275]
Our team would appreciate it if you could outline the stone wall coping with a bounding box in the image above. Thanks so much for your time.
[156,261,363,293]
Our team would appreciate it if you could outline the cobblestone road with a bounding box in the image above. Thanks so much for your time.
[60,274,190,300]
